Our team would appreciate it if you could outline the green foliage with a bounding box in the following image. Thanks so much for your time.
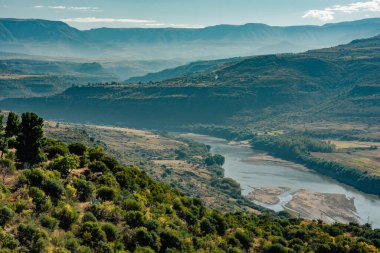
[50,154,80,177]
[88,146,104,161]
[39,214,58,230]
[5,112,20,138]
[88,161,109,173]
[205,154,225,166]
[17,224,48,253]
[73,178,95,201]
[68,142,87,156]
[0,206,15,227]
[55,204,79,230]
[16,112,45,166]
[0,112,379,253]
[0,158,16,183]
[44,139,69,159]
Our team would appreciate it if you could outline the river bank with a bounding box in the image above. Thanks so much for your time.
[179,133,380,227]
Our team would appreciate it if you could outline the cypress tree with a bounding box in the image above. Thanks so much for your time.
[16,112,45,167]
[5,112,21,138]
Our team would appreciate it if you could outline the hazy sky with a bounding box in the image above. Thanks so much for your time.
[0,0,379,29]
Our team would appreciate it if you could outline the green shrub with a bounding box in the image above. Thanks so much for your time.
[102,223,118,242]
[50,155,80,177]
[88,161,109,173]
[73,178,95,201]
[82,212,98,223]
[96,186,117,201]
[40,214,58,230]
[55,204,79,230]
[17,224,48,253]
[79,222,106,247]
[0,206,15,227]
[68,143,87,156]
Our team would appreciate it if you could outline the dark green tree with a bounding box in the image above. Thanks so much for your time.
[5,112,21,138]
[0,114,7,158]
[16,113,45,166]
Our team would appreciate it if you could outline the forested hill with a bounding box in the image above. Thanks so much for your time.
[0,111,379,252]
[2,35,380,129]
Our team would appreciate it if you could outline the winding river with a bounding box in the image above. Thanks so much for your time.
[180,133,380,228]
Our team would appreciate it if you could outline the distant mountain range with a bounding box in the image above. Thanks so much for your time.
[1,18,380,62]
[2,35,379,129]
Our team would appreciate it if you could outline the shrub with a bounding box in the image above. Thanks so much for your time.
[0,158,16,183]
[79,222,106,247]
[44,142,69,159]
[96,186,117,201]
[17,224,48,253]
[50,155,80,177]
[68,143,87,156]
[125,211,145,228]
[88,146,104,161]
[88,161,109,173]
[102,223,118,242]
[0,206,15,227]
[73,178,95,201]
[200,218,216,235]
[40,214,58,230]
[234,231,252,250]
[29,187,52,212]
[55,204,79,230]
[82,212,98,223]
[160,231,182,251]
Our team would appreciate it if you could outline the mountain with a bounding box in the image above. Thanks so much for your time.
[1,18,380,61]
[2,35,379,129]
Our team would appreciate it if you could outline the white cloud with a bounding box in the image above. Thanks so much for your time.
[34,5,100,12]
[302,10,335,21]
[60,17,155,24]
[303,0,380,21]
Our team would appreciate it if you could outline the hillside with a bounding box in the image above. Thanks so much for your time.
[3,35,379,130]
[0,59,118,99]
[0,111,379,252]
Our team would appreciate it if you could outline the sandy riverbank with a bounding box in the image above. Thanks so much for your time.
[285,190,358,224]
[246,187,290,205]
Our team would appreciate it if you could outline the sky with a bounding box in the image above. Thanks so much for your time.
[0,0,379,30]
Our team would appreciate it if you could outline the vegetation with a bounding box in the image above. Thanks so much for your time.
[0,111,378,252]
[251,135,380,196]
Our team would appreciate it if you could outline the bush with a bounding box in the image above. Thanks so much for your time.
[55,204,79,230]
[160,231,182,251]
[79,222,106,247]
[82,212,98,223]
[44,142,69,160]
[0,206,15,227]
[29,187,52,212]
[234,231,252,250]
[125,211,145,228]
[88,146,104,161]
[40,214,58,230]
[96,186,117,201]
[17,224,48,253]
[102,223,118,242]
[50,155,80,177]
[73,178,95,201]
[88,161,109,173]
[200,218,215,235]
[0,158,16,183]
[68,143,87,156]
[264,243,290,253]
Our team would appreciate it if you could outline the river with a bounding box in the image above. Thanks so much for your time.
[180,133,380,228]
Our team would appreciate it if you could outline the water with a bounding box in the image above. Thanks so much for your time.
[180,133,380,228]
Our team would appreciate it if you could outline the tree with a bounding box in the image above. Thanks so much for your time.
[5,112,20,138]
[55,204,79,230]
[16,112,45,167]
[0,114,7,158]
[68,142,87,156]
[0,158,16,183]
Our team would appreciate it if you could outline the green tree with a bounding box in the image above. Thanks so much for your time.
[0,114,7,158]
[55,204,79,230]
[16,112,45,167]
[5,112,21,138]
[17,224,48,253]
[68,142,87,156]
[78,222,106,247]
